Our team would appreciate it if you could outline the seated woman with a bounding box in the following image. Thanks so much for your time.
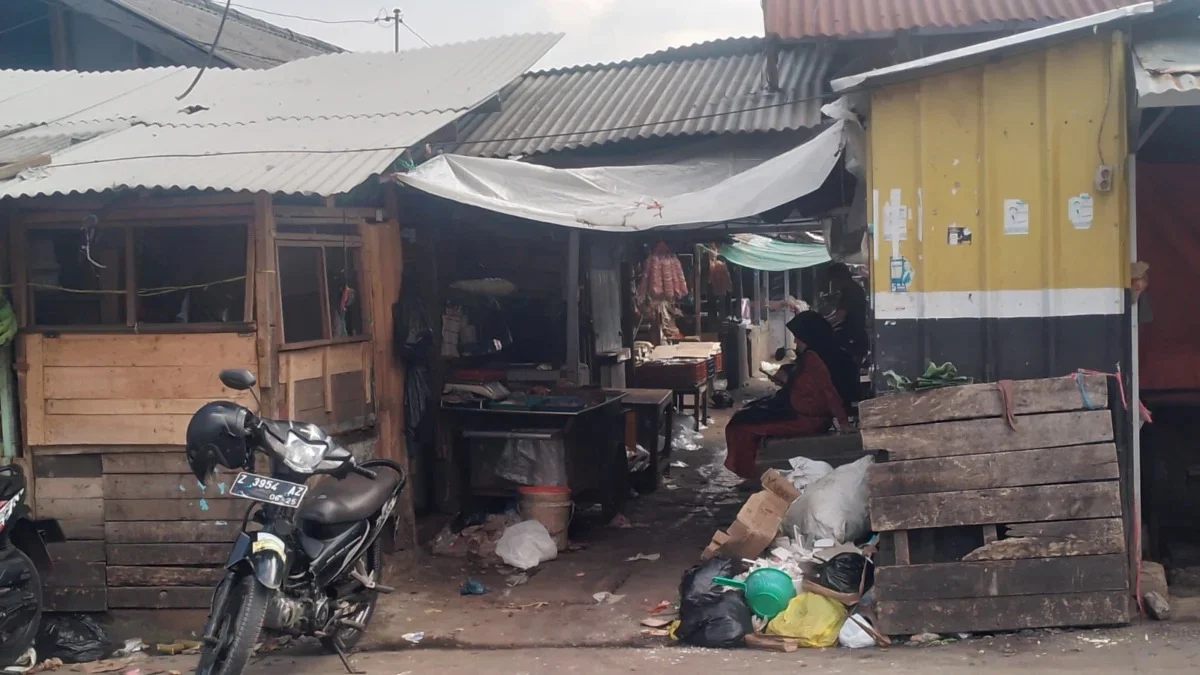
[723,311,858,484]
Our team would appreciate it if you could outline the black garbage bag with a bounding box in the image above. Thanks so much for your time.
[675,557,753,648]
[35,615,113,664]
[813,552,874,595]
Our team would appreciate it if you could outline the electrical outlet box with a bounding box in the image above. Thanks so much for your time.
[1094,164,1113,192]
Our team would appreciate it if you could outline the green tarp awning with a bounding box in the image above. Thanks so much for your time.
[719,234,830,272]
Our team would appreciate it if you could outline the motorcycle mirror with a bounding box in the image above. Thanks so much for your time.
[219,369,257,391]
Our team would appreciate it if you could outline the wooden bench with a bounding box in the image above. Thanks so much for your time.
[753,431,870,475]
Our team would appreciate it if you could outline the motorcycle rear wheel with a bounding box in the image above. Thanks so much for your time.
[195,573,269,675]
[0,549,41,668]
[320,540,381,653]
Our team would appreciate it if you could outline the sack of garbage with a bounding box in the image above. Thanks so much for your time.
[813,552,874,594]
[838,613,877,648]
[495,520,559,570]
[35,615,113,664]
[676,557,753,648]
[765,592,848,648]
[781,456,833,493]
[783,455,873,543]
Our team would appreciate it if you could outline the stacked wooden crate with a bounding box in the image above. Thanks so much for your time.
[860,375,1131,635]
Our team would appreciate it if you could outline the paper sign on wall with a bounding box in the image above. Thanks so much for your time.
[1068,193,1094,230]
[1004,199,1029,235]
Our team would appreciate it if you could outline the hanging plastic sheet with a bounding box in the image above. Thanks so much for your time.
[393,121,847,232]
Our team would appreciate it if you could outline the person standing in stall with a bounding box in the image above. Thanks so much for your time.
[826,262,869,365]
[723,312,857,486]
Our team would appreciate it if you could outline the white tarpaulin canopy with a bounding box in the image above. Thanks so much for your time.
[393,121,846,231]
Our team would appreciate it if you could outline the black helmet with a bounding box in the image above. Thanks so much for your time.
[186,401,252,483]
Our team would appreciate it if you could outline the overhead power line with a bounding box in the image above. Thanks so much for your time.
[230,3,381,26]
[0,15,48,37]
[177,0,233,99]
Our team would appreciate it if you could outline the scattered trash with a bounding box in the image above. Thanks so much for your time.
[676,558,753,649]
[765,592,847,648]
[27,657,63,675]
[648,600,673,614]
[625,553,661,562]
[3,648,36,674]
[154,640,200,656]
[495,520,559,570]
[910,632,942,645]
[113,638,145,658]
[593,592,625,605]
[672,415,704,452]
[641,617,673,628]
[838,614,877,649]
[713,568,796,619]
[401,632,424,645]
[627,444,652,473]
[670,460,688,469]
[505,573,530,587]
[783,455,873,544]
[1144,590,1170,621]
[575,572,586,577]
[35,615,113,664]
[431,511,521,561]
[459,578,491,596]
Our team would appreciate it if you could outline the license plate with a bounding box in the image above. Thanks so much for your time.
[229,472,308,509]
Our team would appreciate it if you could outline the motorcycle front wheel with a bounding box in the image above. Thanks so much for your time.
[195,573,269,675]
[0,548,42,668]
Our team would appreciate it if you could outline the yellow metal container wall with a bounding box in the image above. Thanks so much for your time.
[867,32,1129,382]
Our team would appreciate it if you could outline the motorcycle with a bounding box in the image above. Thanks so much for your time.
[0,463,65,669]
[188,369,406,675]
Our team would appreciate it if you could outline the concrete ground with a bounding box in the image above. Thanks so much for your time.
[100,383,1199,673]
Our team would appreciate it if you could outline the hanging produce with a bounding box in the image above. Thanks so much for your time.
[637,241,689,301]
[708,251,732,297]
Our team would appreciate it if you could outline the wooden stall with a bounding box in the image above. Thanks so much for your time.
[6,191,409,611]
[860,376,1131,635]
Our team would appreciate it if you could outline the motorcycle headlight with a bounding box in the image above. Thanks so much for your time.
[281,432,325,473]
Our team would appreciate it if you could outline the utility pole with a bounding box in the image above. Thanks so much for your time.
[392,8,400,53]
[379,8,401,53]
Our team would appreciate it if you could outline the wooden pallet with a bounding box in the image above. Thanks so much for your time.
[860,375,1131,635]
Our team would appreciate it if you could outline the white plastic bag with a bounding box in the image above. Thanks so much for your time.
[783,455,873,544]
[838,614,876,648]
[782,456,833,493]
[496,520,559,570]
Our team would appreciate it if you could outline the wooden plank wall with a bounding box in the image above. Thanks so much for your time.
[18,332,257,447]
[860,376,1131,635]
[280,342,374,430]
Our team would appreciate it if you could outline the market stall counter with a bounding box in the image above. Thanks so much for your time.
[441,386,630,520]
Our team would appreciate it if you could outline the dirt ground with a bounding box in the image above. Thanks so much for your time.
[102,383,1199,673]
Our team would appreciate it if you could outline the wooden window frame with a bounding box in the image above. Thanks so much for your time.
[275,233,369,352]
[18,219,254,334]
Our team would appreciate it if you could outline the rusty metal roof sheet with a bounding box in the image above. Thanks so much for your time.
[0,34,562,198]
[763,0,1136,38]
[1133,36,1200,107]
[453,37,833,158]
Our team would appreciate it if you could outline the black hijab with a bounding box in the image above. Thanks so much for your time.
[786,311,859,409]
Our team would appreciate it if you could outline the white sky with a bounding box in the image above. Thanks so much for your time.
[234,0,765,69]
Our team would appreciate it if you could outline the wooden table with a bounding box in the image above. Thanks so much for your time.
[622,388,675,493]
[675,380,709,431]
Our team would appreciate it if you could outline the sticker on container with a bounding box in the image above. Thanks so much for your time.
[1004,199,1029,235]
[1068,193,1094,230]
[947,225,973,246]
[889,256,913,292]
[884,189,908,241]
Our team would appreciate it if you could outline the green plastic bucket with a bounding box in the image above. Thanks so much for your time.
[713,568,797,618]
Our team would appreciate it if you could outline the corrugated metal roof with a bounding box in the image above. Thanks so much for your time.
[0,131,107,164]
[61,0,341,69]
[1133,36,1200,107]
[763,0,1135,38]
[454,37,832,158]
[0,34,563,198]
[832,2,1155,92]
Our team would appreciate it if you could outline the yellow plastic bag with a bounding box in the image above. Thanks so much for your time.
[764,592,848,648]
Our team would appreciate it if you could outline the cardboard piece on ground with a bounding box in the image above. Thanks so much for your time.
[760,469,801,503]
[701,489,790,561]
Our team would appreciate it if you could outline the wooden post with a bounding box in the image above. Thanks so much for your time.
[782,266,790,321]
[125,226,136,327]
[751,270,760,326]
[566,230,580,380]
[252,193,279,412]
[693,245,702,337]
[360,189,416,552]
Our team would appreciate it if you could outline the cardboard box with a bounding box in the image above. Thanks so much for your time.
[701,489,790,561]
[760,469,801,503]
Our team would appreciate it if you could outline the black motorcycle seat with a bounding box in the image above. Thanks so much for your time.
[297,467,400,525]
